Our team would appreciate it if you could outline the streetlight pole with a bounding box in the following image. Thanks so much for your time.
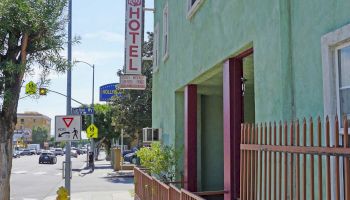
[65,0,72,196]
[75,60,95,165]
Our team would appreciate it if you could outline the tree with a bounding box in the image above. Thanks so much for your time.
[111,32,153,142]
[83,104,119,158]
[31,126,49,147]
[0,1,69,198]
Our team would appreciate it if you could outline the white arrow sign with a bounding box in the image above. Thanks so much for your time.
[55,115,82,141]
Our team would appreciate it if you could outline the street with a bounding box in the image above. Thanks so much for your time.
[10,152,134,200]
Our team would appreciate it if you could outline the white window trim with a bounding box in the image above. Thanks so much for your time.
[334,42,350,131]
[162,3,169,62]
[322,23,350,136]
[187,0,204,20]
[153,23,159,72]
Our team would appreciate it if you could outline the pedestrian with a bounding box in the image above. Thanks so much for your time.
[88,151,94,172]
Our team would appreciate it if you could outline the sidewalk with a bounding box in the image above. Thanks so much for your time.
[44,153,134,200]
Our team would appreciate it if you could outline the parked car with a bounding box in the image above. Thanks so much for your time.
[123,152,139,164]
[29,149,37,155]
[37,149,44,155]
[13,151,20,158]
[39,151,57,164]
[71,150,78,158]
[71,147,81,155]
[53,148,64,156]
[79,147,87,154]
[122,147,138,157]
[20,149,32,156]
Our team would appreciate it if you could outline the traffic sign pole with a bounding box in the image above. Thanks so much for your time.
[65,0,72,196]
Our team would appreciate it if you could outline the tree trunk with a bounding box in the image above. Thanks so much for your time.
[0,138,13,200]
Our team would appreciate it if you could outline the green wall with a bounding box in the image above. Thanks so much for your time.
[152,0,350,197]
[200,95,224,191]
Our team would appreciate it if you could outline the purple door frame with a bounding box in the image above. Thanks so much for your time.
[223,49,253,200]
[184,84,197,192]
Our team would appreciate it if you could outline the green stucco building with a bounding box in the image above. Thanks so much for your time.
[151,1,350,199]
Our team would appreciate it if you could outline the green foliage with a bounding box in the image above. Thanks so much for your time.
[31,126,48,146]
[136,142,179,182]
[83,104,119,153]
[110,32,153,140]
[0,0,71,126]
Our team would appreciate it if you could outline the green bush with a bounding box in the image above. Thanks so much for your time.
[136,142,179,182]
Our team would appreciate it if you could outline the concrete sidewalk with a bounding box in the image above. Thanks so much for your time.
[44,191,133,200]
[43,153,134,200]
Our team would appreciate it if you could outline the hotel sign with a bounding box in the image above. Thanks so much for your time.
[124,0,144,75]
[120,75,146,90]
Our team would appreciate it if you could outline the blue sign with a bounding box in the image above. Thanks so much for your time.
[72,107,94,115]
[99,83,119,101]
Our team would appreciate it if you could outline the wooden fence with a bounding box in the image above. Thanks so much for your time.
[134,167,205,200]
[240,116,350,200]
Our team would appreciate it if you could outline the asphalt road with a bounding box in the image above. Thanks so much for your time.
[10,153,86,200]
[10,152,134,200]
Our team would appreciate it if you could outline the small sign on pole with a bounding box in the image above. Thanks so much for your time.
[55,115,82,141]
[72,107,94,115]
[86,124,98,138]
[25,81,37,95]
[119,74,146,90]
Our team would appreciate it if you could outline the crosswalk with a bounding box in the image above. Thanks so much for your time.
[12,171,79,177]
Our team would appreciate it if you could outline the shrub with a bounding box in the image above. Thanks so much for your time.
[136,142,178,182]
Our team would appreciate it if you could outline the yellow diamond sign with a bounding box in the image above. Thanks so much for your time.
[25,81,37,95]
[87,124,98,138]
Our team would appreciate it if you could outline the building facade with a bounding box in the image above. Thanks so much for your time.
[15,112,51,141]
[152,0,350,199]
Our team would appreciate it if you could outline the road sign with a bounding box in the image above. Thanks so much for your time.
[25,81,37,95]
[86,124,98,138]
[72,107,94,115]
[55,115,82,141]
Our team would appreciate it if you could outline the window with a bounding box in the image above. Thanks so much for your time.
[20,119,24,124]
[187,0,204,19]
[162,3,169,61]
[321,23,350,133]
[153,23,159,72]
[33,119,36,123]
[335,43,350,128]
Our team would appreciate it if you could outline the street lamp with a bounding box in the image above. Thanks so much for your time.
[74,60,95,164]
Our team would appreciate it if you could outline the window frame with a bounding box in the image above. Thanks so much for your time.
[322,23,350,135]
[153,23,160,72]
[187,0,204,19]
[162,3,169,62]
[335,42,350,129]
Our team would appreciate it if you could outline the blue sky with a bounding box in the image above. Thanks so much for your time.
[17,0,154,136]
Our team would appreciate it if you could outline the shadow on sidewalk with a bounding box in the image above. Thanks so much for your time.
[101,176,134,184]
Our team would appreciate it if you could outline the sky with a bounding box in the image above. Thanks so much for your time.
[17,0,154,137]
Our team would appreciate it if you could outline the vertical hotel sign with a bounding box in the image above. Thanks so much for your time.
[125,0,143,75]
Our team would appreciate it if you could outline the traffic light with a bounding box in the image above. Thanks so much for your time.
[39,88,48,95]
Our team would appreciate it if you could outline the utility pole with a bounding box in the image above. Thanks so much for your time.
[65,0,72,196]
[91,64,95,163]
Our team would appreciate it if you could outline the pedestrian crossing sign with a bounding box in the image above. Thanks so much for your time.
[55,115,82,141]
[25,81,37,95]
[87,124,98,138]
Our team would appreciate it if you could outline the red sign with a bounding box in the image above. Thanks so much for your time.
[63,117,74,128]
[124,0,143,74]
